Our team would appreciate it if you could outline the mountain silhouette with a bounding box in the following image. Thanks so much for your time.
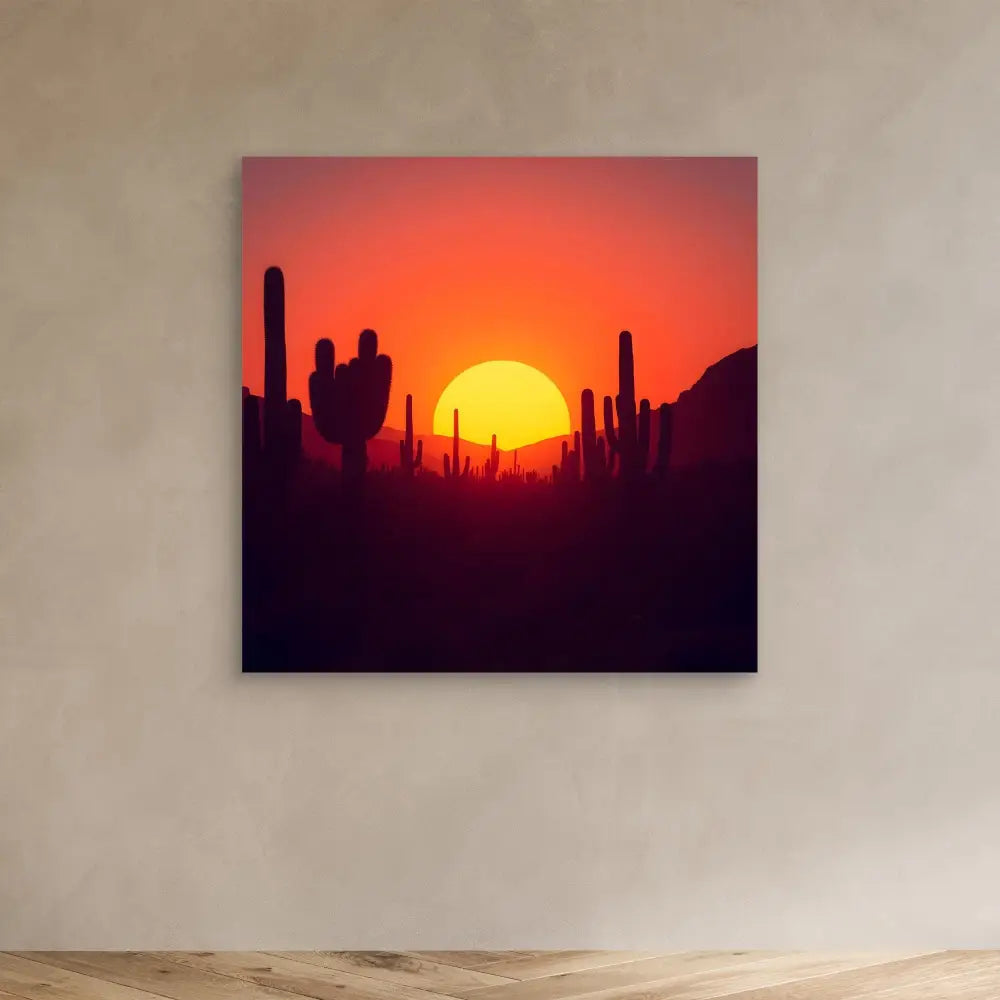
[664,344,756,467]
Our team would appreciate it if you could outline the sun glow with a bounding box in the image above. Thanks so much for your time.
[433,361,571,450]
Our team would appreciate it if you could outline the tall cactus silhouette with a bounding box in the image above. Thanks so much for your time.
[399,393,423,477]
[309,308,393,481]
[249,268,301,478]
[443,408,470,480]
[603,330,651,480]
[653,401,673,479]
[580,388,609,480]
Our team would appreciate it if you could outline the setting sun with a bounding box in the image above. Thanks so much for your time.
[433,361,571,450]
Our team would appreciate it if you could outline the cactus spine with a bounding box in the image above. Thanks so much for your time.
[399,393,423,476]
[603,330,651,480]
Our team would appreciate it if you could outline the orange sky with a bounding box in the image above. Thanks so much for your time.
[242,156,756,436]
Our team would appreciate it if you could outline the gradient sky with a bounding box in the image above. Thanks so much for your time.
[242,156,756,438]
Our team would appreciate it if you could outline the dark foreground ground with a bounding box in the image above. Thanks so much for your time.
[243,461,756,671]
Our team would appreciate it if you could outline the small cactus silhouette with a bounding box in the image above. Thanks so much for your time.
[603,331,651,480]
[309,310,393,481]
[483,434,500,481]
[399,393,423,477]
[443,408,470,480]
[553,431,581,484]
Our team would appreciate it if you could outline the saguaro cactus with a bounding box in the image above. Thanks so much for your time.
[309,318,393,480]
[443,408,470,479]
[254,268,302,477]
[603,330,651,480]
[580,388,610,480]
[399,393,423,476]
[653,402,673,479]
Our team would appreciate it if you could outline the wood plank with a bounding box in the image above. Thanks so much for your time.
[269,952,516,993]
[162,951,469,1000]
[0,954,168,1000]
[465,954,662,982]
[10,952,302,1000]
[410,956,541,973]
[699,951,1000,999]
[500,953,933,1000]
[446,954,785,1000]
[6,953,998,1000]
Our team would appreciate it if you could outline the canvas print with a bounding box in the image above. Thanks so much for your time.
[242,157,757,671]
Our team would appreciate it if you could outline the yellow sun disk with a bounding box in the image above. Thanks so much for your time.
[433,361,571,451]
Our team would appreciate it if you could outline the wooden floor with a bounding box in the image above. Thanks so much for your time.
[1,951,998,1000]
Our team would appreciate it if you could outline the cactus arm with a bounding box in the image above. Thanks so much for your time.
[365,352,392,438]
[310,338,342,444]
[358,328,378,361]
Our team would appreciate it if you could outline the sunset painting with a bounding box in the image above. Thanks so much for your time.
[242,157,757,672]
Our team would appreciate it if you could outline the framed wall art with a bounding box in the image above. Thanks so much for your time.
[242,157,756,671]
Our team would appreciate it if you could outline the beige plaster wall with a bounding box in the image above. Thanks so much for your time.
[2,0,999,947]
